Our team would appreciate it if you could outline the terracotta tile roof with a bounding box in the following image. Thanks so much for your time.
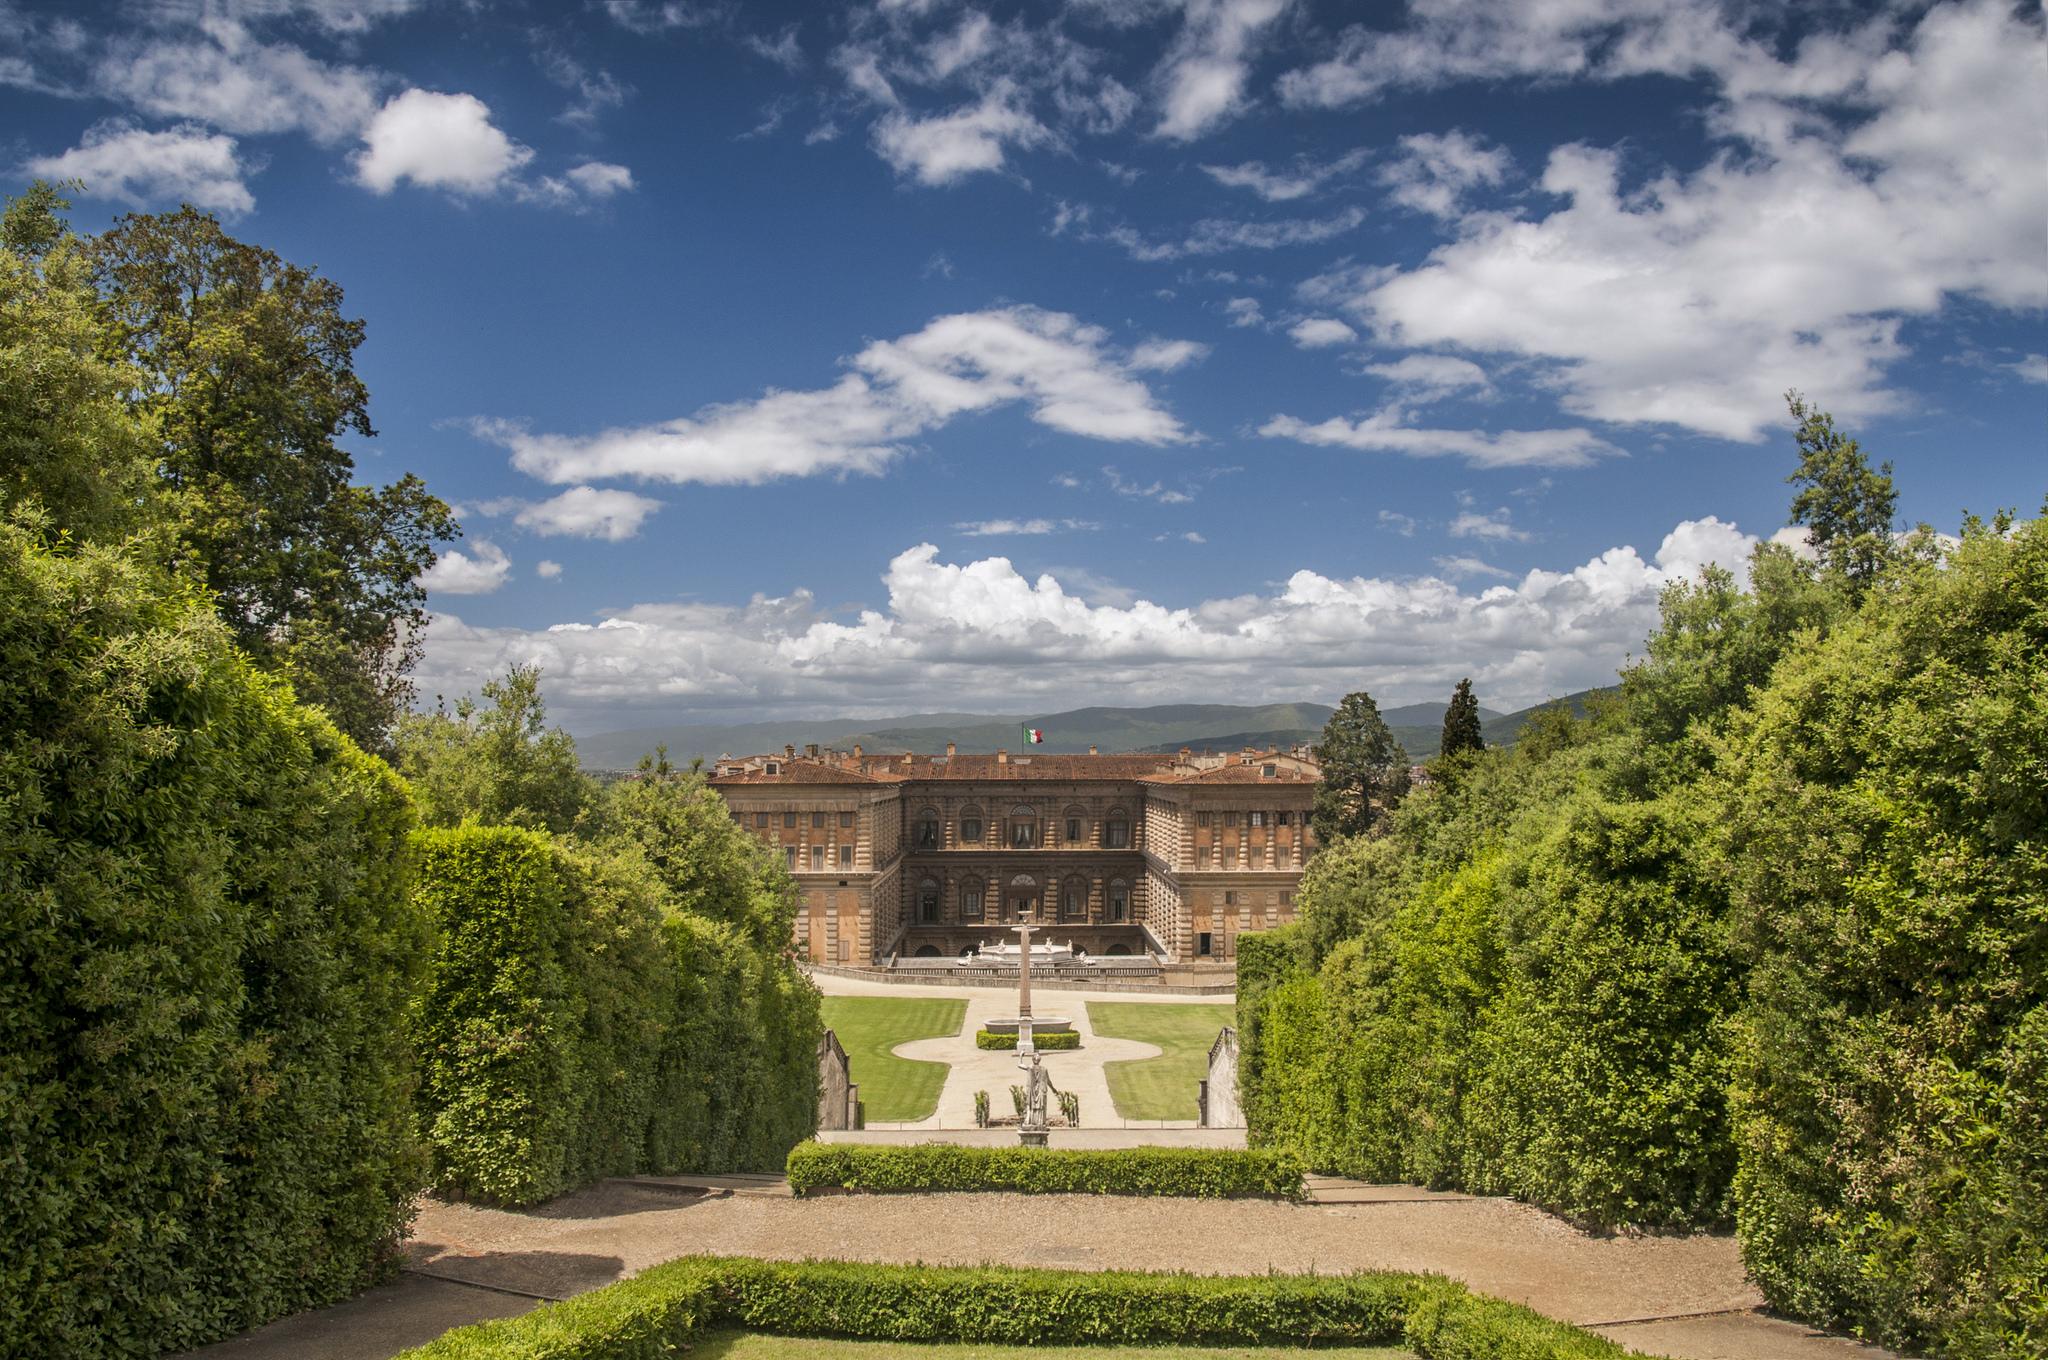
[852,753,1181,781]
[1145,761,1320,785]
[707,761,889,785]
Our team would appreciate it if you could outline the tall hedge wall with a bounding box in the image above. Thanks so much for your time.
[411,825,820,1206]
[0,528,430,1359]
[1241,514,2046,1358]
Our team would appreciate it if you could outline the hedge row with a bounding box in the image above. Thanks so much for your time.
[395,1255,1627,1360]
[974,1027,1080,1049]
[785,1141,1304,1198]
[0,530,429,1359]
[412,826,820,1206]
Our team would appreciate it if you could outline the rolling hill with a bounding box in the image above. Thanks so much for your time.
[574,692,1612,770]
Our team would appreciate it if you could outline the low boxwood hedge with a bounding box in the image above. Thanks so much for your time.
[785,1141,1304,1198]
[975,1028,1080,1050]
[395,1255,1628,1360]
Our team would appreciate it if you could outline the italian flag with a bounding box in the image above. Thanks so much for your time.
[1023,725,1045,745]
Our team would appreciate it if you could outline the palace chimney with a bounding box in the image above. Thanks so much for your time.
[853,744,863,759]
[997,749,1008,764]
[785,744,796,760]
[946,741,957,756]
[1088,744,1098,755]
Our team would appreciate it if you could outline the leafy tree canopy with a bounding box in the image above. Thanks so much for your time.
[0,184,156,542]
[91,206,455,749]
[1311,689,1410,841]
[1786,390,1897,589]
[394,665,596,836]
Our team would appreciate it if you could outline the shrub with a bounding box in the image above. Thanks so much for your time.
[785,1141,1305,1198]
[973,1090,989,1127]
[412,827,821,1204]
[0,529,429,1358]
[411,828,678,1205]
[974,1027,1079,1049]
[1707,517,2047,1357]
[393,1255,1626,1360]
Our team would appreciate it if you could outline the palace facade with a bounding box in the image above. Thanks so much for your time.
[708,743,1320,972]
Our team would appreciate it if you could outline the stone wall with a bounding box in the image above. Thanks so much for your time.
[817,1029,859,1131]
[1198,1025,1244,1129]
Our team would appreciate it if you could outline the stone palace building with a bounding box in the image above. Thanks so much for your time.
[708,743,1320,975]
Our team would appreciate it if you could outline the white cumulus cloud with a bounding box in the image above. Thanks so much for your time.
[1201,147,1368,201]
[871,80,1052,185]
[420,540,512,595]
[26,121,255,216]
[1289,317,1358,348]
[95,20,382,144]
[416,516,1792,728]
[1261,406,1622,469]
[474,306,1197,487]
[1152,0,1292,141]
[353,89,533,196]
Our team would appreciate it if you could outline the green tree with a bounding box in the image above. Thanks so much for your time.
[1785,392,1897,588]
[91,207,455,749]
[0,184,156,541]
[394,665,597,835]
[1439,677,1484,758]
[1311,690,1411,841]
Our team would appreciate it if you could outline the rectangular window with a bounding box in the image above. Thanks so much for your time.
[1196,811,1212,827]
[1249,810,1265,827]
[783,847,796,870]
[1197,931,1213,957]
[1224,890,1237,906]
[1061,885,1083,919]
[963,887,983,919]
[838,844,853,869]
[1012,821,1034,848]
[782,812,796,828]
[1225,811,1238,828]
[1277,811,1292,826]
[1280,891,1293,909]
[754,812,769,828]
[1104,821,1129,849]
[1222,846,1237,869]
[811,811,826,829]
[1066,817,1082,843]
[962,817,982,843]
[1196,847,1211,869]
[1262,764,1277,778]
[810,846,824,871]
[839,811,854,828]
[1109,887,1128,921]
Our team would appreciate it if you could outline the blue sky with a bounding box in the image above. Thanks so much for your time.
[4,0,2044,733]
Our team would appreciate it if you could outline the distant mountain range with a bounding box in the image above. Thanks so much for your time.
[573,691,1616,771]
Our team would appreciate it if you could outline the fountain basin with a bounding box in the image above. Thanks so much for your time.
[980,1016,1075,1035]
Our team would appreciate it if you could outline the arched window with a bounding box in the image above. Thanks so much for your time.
[959,806,984,845]
[917,877,940,924]
[1104,806,1131,848]
[1063,804,1090,845]
[1060,875,1088,920]
[1108,878,1129,922]
[960,876,985,920]
[1008,804,1038,849]
[914,807,940,850]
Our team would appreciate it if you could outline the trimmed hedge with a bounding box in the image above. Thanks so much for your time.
[411,827,823,1206]
[785,1141,1304,1198]
[394,1255,1627,1360]
[974,1027,1080,1049]
[0,529,430,1358]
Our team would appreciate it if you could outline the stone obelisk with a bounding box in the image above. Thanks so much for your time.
[1014,921,1049,1146]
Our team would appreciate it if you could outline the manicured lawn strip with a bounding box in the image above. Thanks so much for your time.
[1087,1001,1233,1121]
[820,997,968,1122]
[692,1329,1414,1357]
[786,1142,1304,1197]
[395,1256,1629,1360]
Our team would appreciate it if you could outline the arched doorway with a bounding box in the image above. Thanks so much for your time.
[1008,873,1039,921]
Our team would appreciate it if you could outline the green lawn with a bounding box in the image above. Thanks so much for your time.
[820,996,968,1122]
[1087,1002,1234,1122]
[691,1333,1411,1359]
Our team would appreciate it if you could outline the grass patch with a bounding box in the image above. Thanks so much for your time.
[690,1331,1413,1358]
[1088,1002,1232,1121]
[820,996,967,1122]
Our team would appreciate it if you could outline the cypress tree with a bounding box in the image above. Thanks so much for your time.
[1440,677,1485,758]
